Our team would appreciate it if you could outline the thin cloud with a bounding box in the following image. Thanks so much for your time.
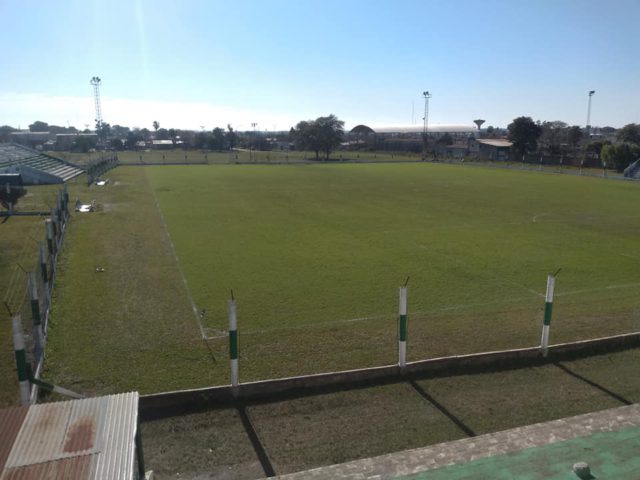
[0,92,303,131]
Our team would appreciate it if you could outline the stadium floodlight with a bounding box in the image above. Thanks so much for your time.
[581,90,596,175]
[586,90,595,131]
[422,91,432,155]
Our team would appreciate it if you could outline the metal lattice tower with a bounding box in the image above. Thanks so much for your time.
[90,76,103,130]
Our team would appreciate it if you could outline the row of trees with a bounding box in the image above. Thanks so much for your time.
[507,117,640,171]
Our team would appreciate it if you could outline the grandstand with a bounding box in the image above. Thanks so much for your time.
[0,143,84,184]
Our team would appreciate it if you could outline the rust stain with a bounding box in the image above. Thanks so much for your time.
[63,417,95,453]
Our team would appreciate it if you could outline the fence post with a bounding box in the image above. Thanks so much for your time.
[63,184,69,217]
[398,286,408,368]
[228,294,239,387]
[45,219,55,256]
[50,207,58,243]
[39,242,49,293]
[540,274,556,357]
[29,272,44,361]
[12,314,31,405]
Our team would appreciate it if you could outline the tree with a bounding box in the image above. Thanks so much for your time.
[96,122,111,147]
[111,124,131,138]
[291,115,344,160]
[156,128,170,140]
[153,121,160,132]
[110,138,125,150]
[125,130,143,149]
[507,116,542,156]
[601,143,640,172]
[540,121,567,154]
[0,125,17,142]
[0,184,27,211]
[71,135,98,153]
[437,133,454,145]
[567,125,583,148]
[209,127,226,150]
[226,124,237,149]
[28,121,49,132]
[194,131,210,149]
[617,123,640,145]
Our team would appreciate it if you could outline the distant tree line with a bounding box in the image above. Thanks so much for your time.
[2,116,639,170]
[507,117,640,171]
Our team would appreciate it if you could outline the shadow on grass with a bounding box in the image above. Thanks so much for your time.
[408,380,476,437]
[553,362,632,406]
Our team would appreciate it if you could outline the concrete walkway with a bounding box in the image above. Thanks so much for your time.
[275,404,640,479]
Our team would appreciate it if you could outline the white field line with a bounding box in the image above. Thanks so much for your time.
[620,253,640,261]
[149,179,212,340]
[206,280,640,338]
[555,282,640,298]
[240,295,534,336]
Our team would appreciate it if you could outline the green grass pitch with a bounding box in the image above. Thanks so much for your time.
[40,162,640,396]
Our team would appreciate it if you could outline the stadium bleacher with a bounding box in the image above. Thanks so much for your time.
[0,143,84,183]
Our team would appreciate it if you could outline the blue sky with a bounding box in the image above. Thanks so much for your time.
[1,0,639,131]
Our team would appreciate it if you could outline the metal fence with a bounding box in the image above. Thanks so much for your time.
[5,185,70,404]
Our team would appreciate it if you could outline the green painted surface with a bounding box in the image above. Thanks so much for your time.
[399,315,407,341]
[14,349,28,381]
[229,330,238,359]
[543,302,553,326]
[399,426,640,479]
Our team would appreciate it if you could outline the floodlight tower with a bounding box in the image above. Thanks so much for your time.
[90,77,103,130]
[586,90,595,137]
[581,90,595,174]
[422,91,432,155]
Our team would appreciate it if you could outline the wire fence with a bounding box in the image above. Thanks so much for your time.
[3,185,70,404]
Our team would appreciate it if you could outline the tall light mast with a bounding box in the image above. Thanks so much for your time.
[90,76,103,146]
[422,91,432,155]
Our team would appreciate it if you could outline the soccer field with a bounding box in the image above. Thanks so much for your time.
[150,163,640,360]
[42,163,640,396]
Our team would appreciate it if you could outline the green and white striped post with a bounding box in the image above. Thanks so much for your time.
[228,294,239,387]
[540,274,556,356]
[29,272,44,361]
[12,314,31,405]
[398,286,408,368]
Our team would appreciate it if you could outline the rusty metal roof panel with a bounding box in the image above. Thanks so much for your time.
[0,407,29,474]
[4,401,74,468]
[0,392,139,480]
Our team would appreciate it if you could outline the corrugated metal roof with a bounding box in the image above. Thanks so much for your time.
[0,407,29,473]
[360,124,478,134]
[0,392,139,480]
[476,138,513,147]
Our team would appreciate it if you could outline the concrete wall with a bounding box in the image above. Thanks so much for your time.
[140,332,640,420]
